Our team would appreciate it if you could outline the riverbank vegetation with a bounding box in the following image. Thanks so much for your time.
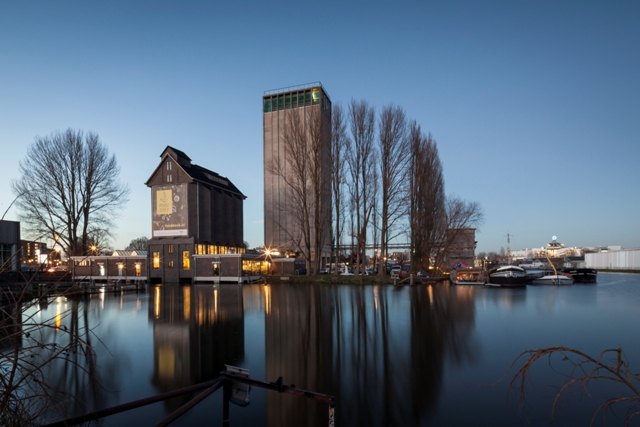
[268,99,484,277]
[503,346,640,425]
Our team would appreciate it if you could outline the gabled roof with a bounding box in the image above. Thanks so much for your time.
[145,146,245,199]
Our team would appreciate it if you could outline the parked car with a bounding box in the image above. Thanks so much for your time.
[417,270,430,278]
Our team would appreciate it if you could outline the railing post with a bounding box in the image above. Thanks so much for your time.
[328,400,335,427]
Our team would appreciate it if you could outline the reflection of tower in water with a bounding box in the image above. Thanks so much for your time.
[149,283,244,409]
[264,284,478,427]
[265,284,333,426]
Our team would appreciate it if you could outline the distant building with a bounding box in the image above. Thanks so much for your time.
[445,228,476,269]
[0,220,20,271]
[145,146,247,283]
[263,83,332,266]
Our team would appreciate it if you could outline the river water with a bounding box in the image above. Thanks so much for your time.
[21,273,640,426]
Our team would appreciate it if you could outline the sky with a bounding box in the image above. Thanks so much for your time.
[1,1,639,254]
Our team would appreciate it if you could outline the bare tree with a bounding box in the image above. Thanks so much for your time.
[432,197,484,270]
[376,104,410,276]
[331,103,349,276]
[125,236,149,251]
[11,129,130,256]
[266,108,330,275]
[347,100,376,276]
[408,124,446,273]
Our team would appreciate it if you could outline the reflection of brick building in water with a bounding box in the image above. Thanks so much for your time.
[146,147,246,283]
[149,283,244,409]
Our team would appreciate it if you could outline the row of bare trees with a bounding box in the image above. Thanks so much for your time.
[332,100,484,276]
[269,97,483,276]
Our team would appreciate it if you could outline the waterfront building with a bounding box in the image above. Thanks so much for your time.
[145,146,247,283]
[0,220,20,272]
[445,228,477,269]
[70,254,147,283]
[263,83,332,267]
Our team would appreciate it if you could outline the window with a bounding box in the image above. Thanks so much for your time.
[285,95,291,109]
[263,98,271,113]
[305,90,311,106]
[278,95,284,110]
[182,251,190,270]
[196,244,205,255]
[117,263,124,276]
[135,263,141,276]
[168,244,174,254]
[168,260,175,268]
[212,262,220,276]
[167,175,172,183]
[153,252,160,269]
[166,161,172,170]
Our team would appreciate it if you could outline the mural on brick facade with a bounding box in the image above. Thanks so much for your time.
[152,184,188,236]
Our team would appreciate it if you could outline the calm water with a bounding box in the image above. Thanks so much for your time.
[22,273,640,426]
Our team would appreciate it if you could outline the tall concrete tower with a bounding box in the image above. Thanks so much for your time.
[263,82,332,265]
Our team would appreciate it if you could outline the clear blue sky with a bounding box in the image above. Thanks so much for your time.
[1,1,639,253]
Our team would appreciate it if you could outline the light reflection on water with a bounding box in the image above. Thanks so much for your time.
[18,273,640,426]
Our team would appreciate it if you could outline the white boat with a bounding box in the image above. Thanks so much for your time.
[519,262,555,282]
[531,274,574,285]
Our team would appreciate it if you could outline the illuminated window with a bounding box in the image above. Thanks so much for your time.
[312,88,320,104]
[196,244,205,255]
[168,260,174,268]
[168,244,174,254]
[153,252,160,269]
[117,263,124,276]
[135,263,141,276]
[182,251,190,270]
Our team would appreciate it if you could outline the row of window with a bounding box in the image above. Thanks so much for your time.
[195,244,246,255]
[263,88,321,113]
[152,251,191,270]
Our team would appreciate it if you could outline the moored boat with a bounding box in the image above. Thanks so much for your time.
[519,262,555,282]
[560,267,597,283]
[451,267,486,285]
[531,274,574,285]
[488,265,527,287]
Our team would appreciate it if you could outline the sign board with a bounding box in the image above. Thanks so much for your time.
[152,184,188,237]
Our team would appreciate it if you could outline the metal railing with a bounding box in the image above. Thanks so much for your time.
[44,366,336,427]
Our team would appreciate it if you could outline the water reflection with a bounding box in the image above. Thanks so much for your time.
[265,284,477,427]
[149,283,245,410]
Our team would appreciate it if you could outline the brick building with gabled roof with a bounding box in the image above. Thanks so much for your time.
[145,146,246,283]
